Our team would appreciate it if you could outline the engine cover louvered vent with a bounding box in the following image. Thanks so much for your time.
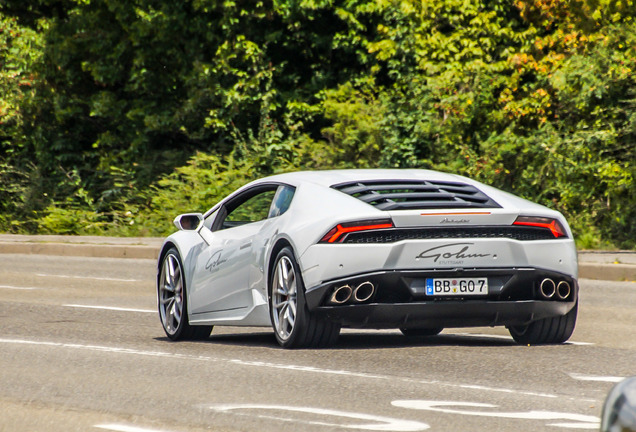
[331,180,501,211]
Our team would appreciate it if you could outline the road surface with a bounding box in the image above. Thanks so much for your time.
[1,254,634,431]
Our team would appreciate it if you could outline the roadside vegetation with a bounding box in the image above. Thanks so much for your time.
[0,0,634,248]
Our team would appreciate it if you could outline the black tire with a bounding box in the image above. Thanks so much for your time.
[158,248,213,341]
[508,300,578,345]
[269,247,340,348]
[400,327,444,337]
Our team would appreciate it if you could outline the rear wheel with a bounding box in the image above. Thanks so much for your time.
[508,301,578,345]
[400,327,444,337]
[158,248,212,341]
[269,247,340,348]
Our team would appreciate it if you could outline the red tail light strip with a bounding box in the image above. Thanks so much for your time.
[321,216,566,243]
[321,220,394,243]
[513,216,567,238]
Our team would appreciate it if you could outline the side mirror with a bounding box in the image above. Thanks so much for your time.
[173,213,203,231]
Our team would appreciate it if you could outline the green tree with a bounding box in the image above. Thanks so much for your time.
[0,0,634,247]
[0,14,45,231]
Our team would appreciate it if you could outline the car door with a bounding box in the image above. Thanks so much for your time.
[188,185,278,320]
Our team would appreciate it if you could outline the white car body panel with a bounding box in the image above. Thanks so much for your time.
[300,239,577,290]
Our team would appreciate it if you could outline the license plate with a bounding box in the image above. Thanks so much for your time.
[426,278,488,296]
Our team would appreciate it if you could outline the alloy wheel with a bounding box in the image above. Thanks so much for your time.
[159,253,184,336]
[271,255,297,341]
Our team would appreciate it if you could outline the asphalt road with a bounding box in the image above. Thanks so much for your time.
[1,254,635,432]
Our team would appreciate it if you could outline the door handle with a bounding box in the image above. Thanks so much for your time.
[240,241,252,250]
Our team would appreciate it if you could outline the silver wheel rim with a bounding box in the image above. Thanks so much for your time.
[272,256,297,341]
[159,253,184,336]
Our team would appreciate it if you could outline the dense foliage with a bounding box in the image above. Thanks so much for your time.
[0,0,634,248]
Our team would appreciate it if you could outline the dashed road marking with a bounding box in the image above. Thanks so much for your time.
[37,273,141,282]
[0,285,38,290]
[231,358,560,398]
[1,337,608,431]
[208,404,429,431]
[392,400,600,430]
[64,304,155,313]
[0,337,577,401]
[95,424,171,432]
[569,373,624,383]
[549,422,599,429]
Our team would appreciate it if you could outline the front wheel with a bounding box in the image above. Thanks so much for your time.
[269,247,340,348]
[158,248,212,341]
[508,301,578,345]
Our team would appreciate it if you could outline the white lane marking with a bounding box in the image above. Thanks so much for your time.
[0,338,202,361]
[454,332,595,346]
[64,304,155,314]
[569,373,624,383]
[208,404,429,431]
[94,424,171,432]
[37,273,141,283]
[0,338,583,401]
[0,285,38,290]
[457,383,548,396]
[548,422,599,429]
[230,359,558,399]
[565,341,595,346]
[392,400,600,430]
[230,359,391,380]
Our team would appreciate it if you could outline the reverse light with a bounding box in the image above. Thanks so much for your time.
[320,219,394,243]
[513,216,567,238]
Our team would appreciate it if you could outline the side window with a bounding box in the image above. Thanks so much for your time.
[221,189,277,229]
[268,185,296,218]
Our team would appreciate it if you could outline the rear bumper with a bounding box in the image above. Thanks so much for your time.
[312,300,574,329]
[305,267,578,329]
[300,239,578,290]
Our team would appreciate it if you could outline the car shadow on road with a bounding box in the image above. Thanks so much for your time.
[153,332,277,348]
[160,330,520,350]
[336,332,518,350]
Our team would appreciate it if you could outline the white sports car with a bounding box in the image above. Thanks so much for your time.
[157,169,578,348]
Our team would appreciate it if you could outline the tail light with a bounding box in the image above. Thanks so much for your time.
[320,219,394,243]
[513,216,567,238]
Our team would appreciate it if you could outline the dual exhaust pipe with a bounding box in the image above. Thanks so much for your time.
[539,278,571,300]
[330,278,571,304]
[329,281,375,305]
